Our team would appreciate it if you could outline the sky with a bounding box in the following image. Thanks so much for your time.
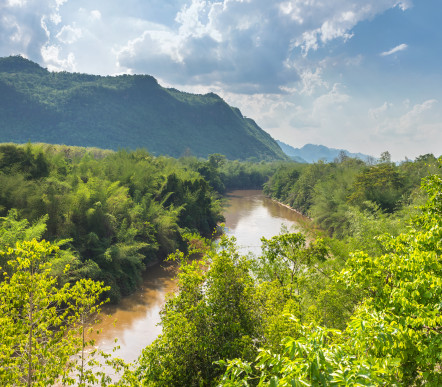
[1,0,441,160]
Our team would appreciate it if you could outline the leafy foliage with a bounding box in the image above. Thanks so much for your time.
[0,239,110,386]
[220,158,442,386]
[130,235,261,386]
[0,143,223,301]
[264,152,440,242]
[339,167,442,385]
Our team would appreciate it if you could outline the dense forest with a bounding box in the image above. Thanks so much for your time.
[263,151,440,241]
[0,143,227,302]
[0,143,441,386]
[122,152,441,386]
[0,56,286,161]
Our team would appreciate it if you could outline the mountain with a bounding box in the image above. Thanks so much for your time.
[276,141,308,163]
[276,140,372,163]
[0,56,286,161]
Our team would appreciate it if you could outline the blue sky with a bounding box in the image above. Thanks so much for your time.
[1,0,441,160]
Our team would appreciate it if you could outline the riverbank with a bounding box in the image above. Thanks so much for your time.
[269,197,313,220]
[91,189,307,364]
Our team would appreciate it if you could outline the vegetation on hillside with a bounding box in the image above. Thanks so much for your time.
[0,56,286,161]
[0,141,441,386]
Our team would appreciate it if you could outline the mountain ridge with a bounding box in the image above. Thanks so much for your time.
[0,56,286,161]
[276,140,372,163]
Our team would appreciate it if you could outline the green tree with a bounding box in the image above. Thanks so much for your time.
[129,236,261,386]
[254,232,328,320]
[348,163,404,212]
[340,164,442,385]
[219,315,395,386]
[0,239,109,386]
[219,160,442,386]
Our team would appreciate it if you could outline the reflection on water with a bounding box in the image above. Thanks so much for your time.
[223,190,307,255]
[92,190,308,363]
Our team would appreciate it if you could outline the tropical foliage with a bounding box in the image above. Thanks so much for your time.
[219,159,442,387]
[0,143,223,302]
[264,152,440,241]
[0,239,110,386]
[1,140,441,386]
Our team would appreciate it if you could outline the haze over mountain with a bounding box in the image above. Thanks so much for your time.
[0,56,286,161]
[276,140,372,163]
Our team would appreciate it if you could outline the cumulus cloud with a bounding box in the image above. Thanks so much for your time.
[41,44,76,71]
[0,0,70,62]
[370,99,439,137]
[116,0,411,93]
[0,0,413,93]
[380,43,408,56]
[56,24,82,44]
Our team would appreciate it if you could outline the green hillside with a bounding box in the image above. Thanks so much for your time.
[0,56,286,160]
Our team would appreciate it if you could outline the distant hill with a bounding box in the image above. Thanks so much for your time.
[276,140,372,163]
[276,141,308,163]
[0,56,286,161]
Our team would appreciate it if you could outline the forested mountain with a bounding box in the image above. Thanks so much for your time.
[0,56,286,161]
[277,140,371,163]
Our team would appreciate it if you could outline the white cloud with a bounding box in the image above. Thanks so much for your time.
[90,10,101,21]
[41,43,76,71]
[113,0,413,92]
[365,99,442,159]
[396,0,412,11]
[175,0,210,38]
[398,99,437,132]
[298,67,329,96]
[313,83,350,111]
[370,99,439,137]
[0,0,70,60]
[5,16,24,43]
[380,43,408,56]
[369,101,392,119]
[0,0,415,93]
[7,0,27,7]
[116,27,183,67]
[291,1,408,55]
[56,24,82,44]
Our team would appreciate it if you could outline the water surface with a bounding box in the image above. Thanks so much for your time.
[223,190,306,254]
[92,190,307,363]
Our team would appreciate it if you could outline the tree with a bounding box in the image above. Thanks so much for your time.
[219,315,395,386]
[254,231,328,320]
[129,235,261,386]
[378,150,392,164]
[340,161,442,385]
[348,163,404,212]
[0,239,109,386]
[219,159,442,386]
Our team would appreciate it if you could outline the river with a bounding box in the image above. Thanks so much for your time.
[91,190,307,366]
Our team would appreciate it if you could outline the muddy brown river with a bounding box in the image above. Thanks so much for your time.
[91,190,308,365]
